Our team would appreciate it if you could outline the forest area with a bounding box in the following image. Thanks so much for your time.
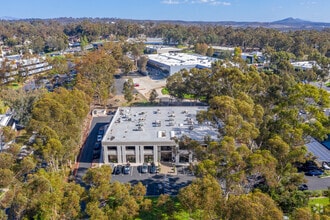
[0,18,329,219]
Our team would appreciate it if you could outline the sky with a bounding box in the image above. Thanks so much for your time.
[1,0,330,23]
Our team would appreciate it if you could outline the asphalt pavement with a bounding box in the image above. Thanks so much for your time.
[305,176,330,190]
[75,115,112,184]
[111,166,195,196]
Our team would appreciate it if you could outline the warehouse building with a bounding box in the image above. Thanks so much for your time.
[147,53,218,75]
[102,106,219,165]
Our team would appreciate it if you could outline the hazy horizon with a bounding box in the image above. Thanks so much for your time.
[1,0,330,23]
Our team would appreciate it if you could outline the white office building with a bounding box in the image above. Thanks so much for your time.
[102,106,219,166]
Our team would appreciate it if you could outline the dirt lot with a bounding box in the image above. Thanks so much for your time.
[109,73,168,107]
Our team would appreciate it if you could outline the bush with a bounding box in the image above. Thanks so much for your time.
[311,190,323,198]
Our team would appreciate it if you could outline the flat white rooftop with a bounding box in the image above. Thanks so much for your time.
[148,53,218,68]
[103,106,219,145]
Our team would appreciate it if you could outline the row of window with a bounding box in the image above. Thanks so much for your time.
[107,146,173,151]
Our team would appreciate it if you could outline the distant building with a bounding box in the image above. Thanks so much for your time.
[102,106,219,166]
[291,61,320,71]
[145,45,182,54]
[0,55,52,84]
[147,53,218,75]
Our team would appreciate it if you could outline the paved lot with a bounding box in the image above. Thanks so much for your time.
[305,175,330,190]
[75,115,112,184]
[111,166,195,196]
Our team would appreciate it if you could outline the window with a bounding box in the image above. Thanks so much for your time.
[126,146,135,150]
[161,146,172,151]
[144,155,153,163]
[144,146,153,150]
[108,155,118,163]
[179,155,189,163]
[126,155,136,163]
[107,146,117,151]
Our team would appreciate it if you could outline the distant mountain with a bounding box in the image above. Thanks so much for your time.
[272,17,312,25]
[0,16,19,20]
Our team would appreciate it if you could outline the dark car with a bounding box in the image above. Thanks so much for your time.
[305,169,324,176]
[141,163,148,173]
[123,164,130,175]
[93,151,100,159]
[98,128,104,135]
[94,142,101,150]
[115,165,123,175]
[298,184,309,191]
[149,162,157,174]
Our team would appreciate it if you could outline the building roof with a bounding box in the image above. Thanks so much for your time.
[291,61,320,70]
[0,114,12,127]
[103,106,219,145]
[148,53,218,69]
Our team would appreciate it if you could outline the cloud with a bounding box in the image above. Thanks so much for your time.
[161,0,231,5]
[192,0,231,5]
[161,0,181,4]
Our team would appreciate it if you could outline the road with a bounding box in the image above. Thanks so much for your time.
[75,115,112,184]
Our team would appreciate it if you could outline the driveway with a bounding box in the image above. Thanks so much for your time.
[75,115,112,184]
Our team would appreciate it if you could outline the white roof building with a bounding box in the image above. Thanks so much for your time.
[147,53,218,75]
[102,106,219,165]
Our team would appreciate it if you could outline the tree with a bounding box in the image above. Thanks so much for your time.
[195,43,208,55]
[0,168,14,187]
[123,78,134,103]
[206,46,214,57]
[77,48,118,106]
[149,89,158,103]
[121,56,134,75]
[223,191,283,220]
[80,35,88,50]
[178,175,223,219]
[137,56,148,73]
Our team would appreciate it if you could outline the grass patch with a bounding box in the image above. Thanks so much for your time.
[161,88,169,95]
[308,197,330,207]
[325,82,330,87]
[8,82,21,90]
[161,88,206,101]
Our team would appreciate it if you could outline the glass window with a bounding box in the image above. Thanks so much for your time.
[179,155,189,163]
[126,155,136,163]
[108,155,118,163]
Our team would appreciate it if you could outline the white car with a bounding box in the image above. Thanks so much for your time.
[322,161,330,170]
[97,135,103,142]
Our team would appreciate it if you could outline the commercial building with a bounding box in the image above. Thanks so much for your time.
[102,106,219,165]
[147,53,218,75]
[0,55,52,83]
[145,45,182,54]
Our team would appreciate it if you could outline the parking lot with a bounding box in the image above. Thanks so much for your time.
[111,165,195,196]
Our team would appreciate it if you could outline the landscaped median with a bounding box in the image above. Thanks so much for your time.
[319,170,330,178]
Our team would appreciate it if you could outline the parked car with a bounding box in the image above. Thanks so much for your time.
[97,135,103,142]
[322,161,330,170]
[141,163,148,173]
[94,142,101,150]
[123,164,131,175]
[149,162,157,174]
[98,129,104,135]
[93,151,100,159]
[298,184,309,191]
[114,165,123,175]
[305,169,324,176]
